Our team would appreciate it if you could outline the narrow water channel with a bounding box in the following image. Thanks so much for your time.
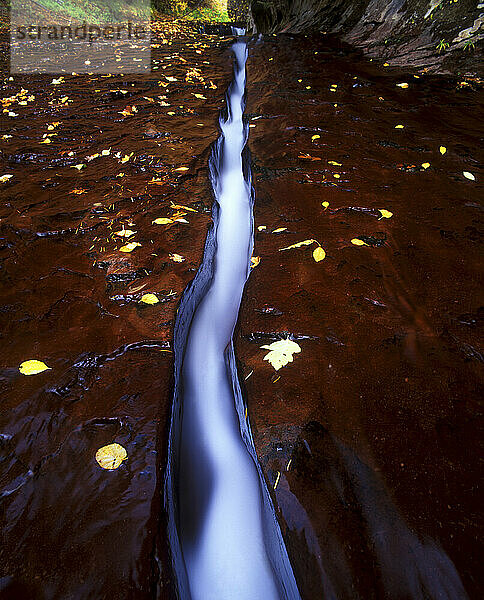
[164,31,301,600]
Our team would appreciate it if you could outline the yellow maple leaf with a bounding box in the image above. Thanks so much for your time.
[378,209,393,219]
[95,443,127,470]
[19,359,51,375]
[261,339,301,371]
[439,146,447,155]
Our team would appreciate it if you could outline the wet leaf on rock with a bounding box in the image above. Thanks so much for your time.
[313,246,326,262]
[169,253,185,262]
[119,242,141,252]
[140,293,159,304]
[378,209,393,219]
[95,443,127,470]
[19,359,51,375]
[152,218,173,225]
[351,238,368,246]
[279,239,315,251]
[463,171,475,181]
[250,256,260,268]
[261,339,301,371]
[0,174,13,183]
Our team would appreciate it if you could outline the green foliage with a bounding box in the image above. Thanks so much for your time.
[436,39,450,53]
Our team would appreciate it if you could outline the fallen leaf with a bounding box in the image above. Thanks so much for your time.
[174,166,189,172]
[152,218,173,225]
[421,162,430,169]
[192,93,207,99]
[0,174,13,183]
[261,338,301,371]
[311,134,320,141]
[169,253,185,262]
[119,242,141,252]
[170,203,197,212]
[140,293,159,304]
[279,239,316,251]
[257,225,267,231]
[378,209,393,219]
[114,229,136,237]
[328,160,342,166]
[463,171,475,181]
[72,164,86,170]
[95,443,127,470]
[250,256,260,268]
[394,124,405,129]
[272,227,287,233]
[396,82,409,88]
[351,238,368,246]
[313,246,326,262]
[322,201,329,210]
[439,146,447,155]
[19,359,51,375]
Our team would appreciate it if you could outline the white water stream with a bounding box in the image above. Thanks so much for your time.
[165,33,301,600]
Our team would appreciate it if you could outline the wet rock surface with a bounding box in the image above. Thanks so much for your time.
[0,24,482,600]
[238,34,482,600]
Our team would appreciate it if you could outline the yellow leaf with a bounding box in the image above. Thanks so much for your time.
[439,146,447,155]
[19,359,51,375]
[152,218,173,225]
[114,229,136,238]
[261,339,301,371]
[101,149,111,156]
[169,253,185,262]
[394,124,404,129]
[95,443,127,470]
[192,93,207,99]
[170,203,197,212]
[311,134,320,141]
[463,171,475,181]
[328,160,342,166]
[313,246,326,262]
[322,201,329,210]
[279,239,316,251]
[250,256,260,268]
[421,162,430,169]
[272,227,287,233]
[40,138,51,144]
[120,153,132,164]
[140,293,159,304]
[72,164,86,170]
[257,225,267,231]
[174,166,189,172]
[119,242,141,252]
[333,173,340,179]
[396,82,409,88]
[0,174,13,183]
[383,62,390,67]
[351,238,368,246]
[378,209,393,219]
